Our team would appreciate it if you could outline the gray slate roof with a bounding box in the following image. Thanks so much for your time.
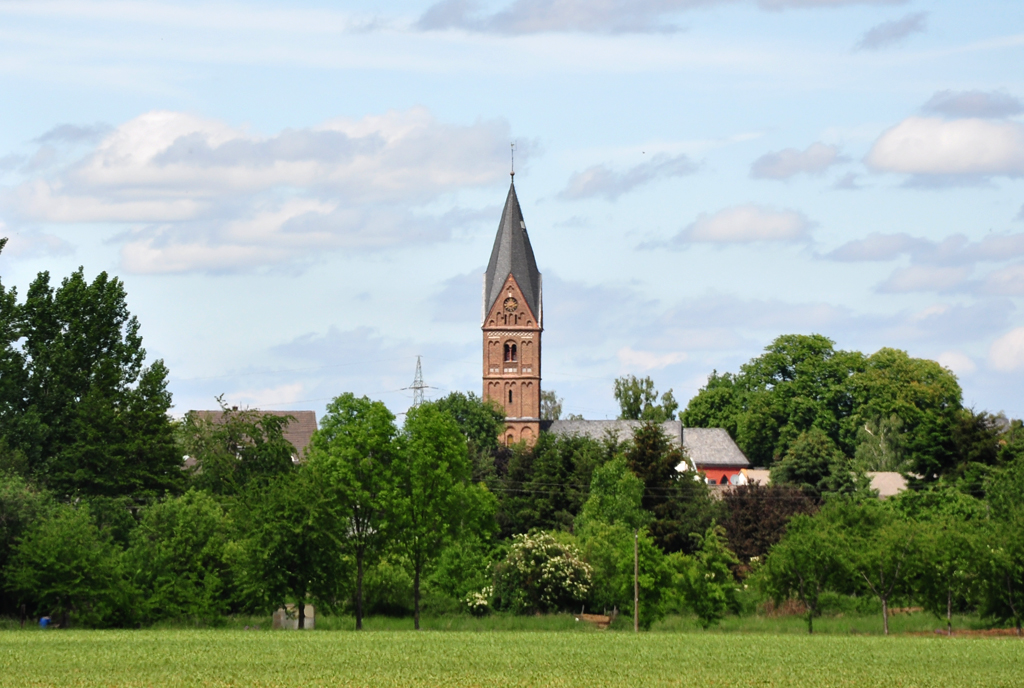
[542,420,750,469]
[484,180,542,323]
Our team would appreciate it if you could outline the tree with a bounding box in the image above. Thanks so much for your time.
[432,391,504,484]
[832,500,919,635]
[0,473,52,615]
[770,428,870,500]
[913,516,984,636]
[981,517,1024,636]
[677,524,740,629]
[305,393,398,630]
[497,431,614,537]
[0,268,182,501]
[236,468,342,629]
[759,513,843,633]
[854,414,907,472]
[125,489,236,624]
[575,455,651,533]
[682,335,864,466]
[614,375,678,422]
[720,483,816,568]
[7,504,125,627]
[625,423,718,554]
[394,402,492,629]
[540,390,563,421]
[849,348,962,482]
[574,460,671,628]
[577,523,673,629]
[981,455,1024,634]
[180,402,296,496]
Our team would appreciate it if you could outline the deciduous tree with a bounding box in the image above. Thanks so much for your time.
[614,375,678,422]
[305,393,398,630]
[394,403,492,629]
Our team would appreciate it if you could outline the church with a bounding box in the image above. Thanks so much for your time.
[481,176,751,484]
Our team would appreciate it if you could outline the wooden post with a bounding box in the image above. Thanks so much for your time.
[634,528,639,633]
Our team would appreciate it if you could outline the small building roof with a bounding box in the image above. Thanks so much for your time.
[866,471,908,499]
[484,180,542,323]
[191,409,318,459]
[542,420,750,469]
[739,468,908,499]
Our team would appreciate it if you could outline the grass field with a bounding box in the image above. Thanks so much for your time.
[1,629,1022,687]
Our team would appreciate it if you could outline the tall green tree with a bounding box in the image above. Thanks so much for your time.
[305,393,398,630]
[125,489,237,624]
[0,267,181,501]
[614,375,678,422]
[0,473,52,615]
[771,428,871,500]
[913,516,984,636]
[236,468,343,629]
[394,402,493,629]
[432,391,504,484]
[497,431,614,536]
[7,503,125,628]
[849,348,963,482]
[625,423,718,554]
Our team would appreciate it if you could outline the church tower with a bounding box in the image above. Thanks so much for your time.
[483,177,542,445]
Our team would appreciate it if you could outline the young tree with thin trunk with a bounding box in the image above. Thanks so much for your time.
[393,403,479,630]
[759,513,842,634]
[912,516,983,636]
[306,393,397,631]
[835,501,918,636]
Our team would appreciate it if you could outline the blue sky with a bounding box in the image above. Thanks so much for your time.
[1,0,1023,421]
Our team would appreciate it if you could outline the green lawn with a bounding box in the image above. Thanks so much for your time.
[0,629,1021,687]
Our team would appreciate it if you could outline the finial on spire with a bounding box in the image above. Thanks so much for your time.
[510,141,516,180]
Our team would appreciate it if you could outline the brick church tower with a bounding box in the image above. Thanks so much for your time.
[482,177,542,445]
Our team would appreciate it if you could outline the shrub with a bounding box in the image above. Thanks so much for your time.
[493,532,591,614]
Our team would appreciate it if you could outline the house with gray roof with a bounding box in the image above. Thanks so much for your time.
[542,419,749,484]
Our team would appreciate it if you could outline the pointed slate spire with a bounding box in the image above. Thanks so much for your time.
[484,180,542,323]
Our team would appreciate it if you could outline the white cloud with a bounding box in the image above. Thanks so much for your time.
[228,382,306,409]
[878,265,970,293]
[855,12,927,51]
[750,142,842,179]
[617,346,687,372]
[922,90,1023,119]
[672,204,812,244]
[982,263,1024,296]
[0,223,72,258]
[560,153,697,201]
[866,117,1024,177]
[3,108,517,273]
[935,350,976,376]
[418,0,907,34]
[990,327,1024,372]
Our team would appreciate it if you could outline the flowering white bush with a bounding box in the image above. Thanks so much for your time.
[464,586,493,616]
[493,532,592,613]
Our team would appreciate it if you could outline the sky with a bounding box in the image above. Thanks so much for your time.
[1,0,1023,422]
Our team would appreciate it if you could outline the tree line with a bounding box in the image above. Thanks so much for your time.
[1,250,1022,631]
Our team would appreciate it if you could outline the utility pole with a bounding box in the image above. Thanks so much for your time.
[634,528,639,633]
